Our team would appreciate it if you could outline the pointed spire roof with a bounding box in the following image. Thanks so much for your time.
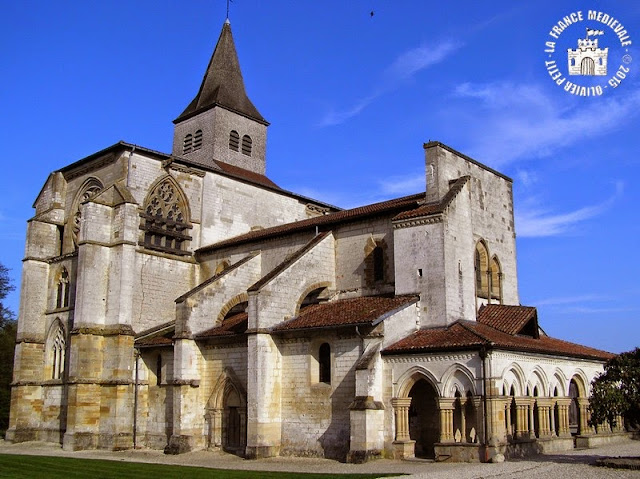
[174,20,268,125]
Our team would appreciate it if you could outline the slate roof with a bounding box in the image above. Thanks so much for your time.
[174,21,267,125]
[272,295,419,332]
[197,312,248,338]
[198,193,425,254]
[383,305,614,361]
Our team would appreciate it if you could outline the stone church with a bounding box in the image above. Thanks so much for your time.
[7,20,625,462]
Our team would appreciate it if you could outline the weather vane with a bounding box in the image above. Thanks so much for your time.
[226,0,232,20]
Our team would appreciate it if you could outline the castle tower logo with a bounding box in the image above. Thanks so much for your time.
[568,29,607,76]
[544,10,633,96]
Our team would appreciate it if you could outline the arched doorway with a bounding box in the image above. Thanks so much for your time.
[581,57,595,75]
[223,386,243,453]
[205,369,247,456]
[408,379,439,458]
[568,379,580,435]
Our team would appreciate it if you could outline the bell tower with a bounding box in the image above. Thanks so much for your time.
[172,19,269,174]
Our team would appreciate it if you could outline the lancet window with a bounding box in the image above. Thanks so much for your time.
[71,179,103,249]
[50,324,66,380]
[140,178,192,255]
[56,268,70,309]
[319,343,331,384]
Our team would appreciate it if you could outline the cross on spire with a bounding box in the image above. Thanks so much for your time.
[226,0,232,20]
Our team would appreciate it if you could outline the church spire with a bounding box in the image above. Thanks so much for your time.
[174,21,267,125]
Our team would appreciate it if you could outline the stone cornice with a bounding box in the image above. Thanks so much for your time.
[78,239,138,248]
[393,215,443,229]
[71,324,136,337]
[162,159,207,178]
[15,336,45,345]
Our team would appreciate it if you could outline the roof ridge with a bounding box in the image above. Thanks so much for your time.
[198,192,424,254]
[457,320,493,344]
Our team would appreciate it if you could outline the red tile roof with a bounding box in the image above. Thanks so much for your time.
[135,321,175,348]
[198,193,425,254]
[383,318,614,361]
[477,304,537,335]
[272,295,419,332]
[393,176,470,222]
[196,312,248,338]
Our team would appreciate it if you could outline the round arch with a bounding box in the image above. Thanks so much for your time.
[216,293,249,325]
[294,281,332,315]
[527,367,550,397]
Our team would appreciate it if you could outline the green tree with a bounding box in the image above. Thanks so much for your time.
[589,347,640,430]
[0,263,16,434]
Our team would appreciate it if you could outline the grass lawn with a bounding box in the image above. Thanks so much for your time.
[0,454,397,478]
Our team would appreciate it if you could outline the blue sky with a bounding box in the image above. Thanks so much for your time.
[1,1,638,353]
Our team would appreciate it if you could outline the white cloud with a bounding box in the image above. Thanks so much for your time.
[378,173,425,196]
[319,40,462,127]
[451,82,640,166]
[515,181,623,237]
[384,41,462,83]
[534,294,611,306]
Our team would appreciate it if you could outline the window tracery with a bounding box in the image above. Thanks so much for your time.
[56,268,70,309]
[140,178,192,255]
[72,180,103,249]
[50,323,66,380]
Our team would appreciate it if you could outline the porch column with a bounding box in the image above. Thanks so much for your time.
[549,400,557,436]
[528,400,536,438]
[577,398,593,435]
[505,399,513,437]
[438,398,455,443]
[515,397,529,439]
[556,398,571,437]
[536,399,552,438]
[391,397,412,441]
[391,397,415,459]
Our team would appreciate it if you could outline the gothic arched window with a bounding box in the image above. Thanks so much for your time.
[241,135,252,156]
[229,130,239,151]
[319,343,331,384]
[56,268,70,309]
[475,241,489,297]
[49,323,66,380]
[71,179,103,249]
[140,178,192,255]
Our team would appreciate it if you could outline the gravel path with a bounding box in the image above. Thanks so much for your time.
[1,438,639,478]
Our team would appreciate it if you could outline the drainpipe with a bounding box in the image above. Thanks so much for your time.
[133,348,140,448]
[480,346,490,462]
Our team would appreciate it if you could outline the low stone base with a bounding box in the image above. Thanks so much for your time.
[536,436,574,453]
[245,445,280,459]
[575,432,632,449]
[98,432,134,451]
[435,442,483,462]
[347,449,382,463]
[5,427,39,443]
[142,433,170,450]
[63,432,99,451]
[392,440,415,459]
[505,438,542,459]
[164,434,194,454]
